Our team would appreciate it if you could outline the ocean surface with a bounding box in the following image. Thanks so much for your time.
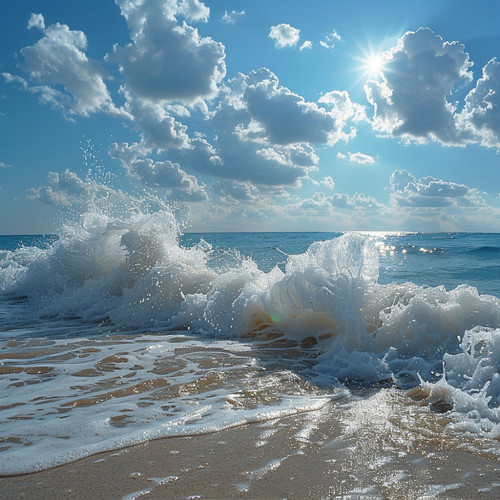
[1,213,500,483]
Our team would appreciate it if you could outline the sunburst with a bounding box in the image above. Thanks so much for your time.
[364,53,386,78]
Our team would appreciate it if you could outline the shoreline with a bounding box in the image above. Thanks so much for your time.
[2,389,500,499]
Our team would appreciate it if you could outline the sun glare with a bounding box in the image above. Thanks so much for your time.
[364,53,386,78]
[367,55,384,74]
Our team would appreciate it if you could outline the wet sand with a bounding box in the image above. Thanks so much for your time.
[2,388,500,499]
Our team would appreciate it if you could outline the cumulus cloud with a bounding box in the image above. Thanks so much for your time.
[349,152,375,164]
[238,68,348,145]
[320,30,342,49]
[459,57,500,148]
[105,0,227,155]
[321,176,335,190]
[390,169,484,208]
[165,68,362,187]
[256,144,319,168]
[211,179,257,202]
[27,13,45,30]
[319,90,366,122]
[221,10,245,24]
[187,68,363,187]
[126,158,199,188]
[330,192,382,210]
[0,161,12,169]
[300,41,312,51]
[269,24,300,48]
[112,0,225,104]
[3,72,72,117]
[123,90,191,151]
[365,27,473,145]
[177,0,210,22]
[128,158,207,201]
[109,142,207,201]
[208,102,316,185]
[27,169,129,207]
[14,14,122,117]
[300,191,382,211]
[336,151,375,164]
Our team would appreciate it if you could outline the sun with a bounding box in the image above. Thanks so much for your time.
[366,54,385,76]
[363,53,387,78]
[350,38,392,86]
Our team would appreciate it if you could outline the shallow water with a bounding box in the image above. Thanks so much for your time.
[1,222,500,476]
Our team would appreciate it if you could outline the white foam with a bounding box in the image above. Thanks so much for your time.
[2,197,500,473]
[0,332,334,475]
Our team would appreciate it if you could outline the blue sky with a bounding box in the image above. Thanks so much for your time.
[1,0,499,234]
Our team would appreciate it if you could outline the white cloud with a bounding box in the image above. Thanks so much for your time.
[300,191,382,211]
[364,28,473,145]
[110,142,207,201]
[117,0,210,24]
[94,58,362,194]
[180,68,360,187]
[27,13,45,30]
[459,57,500,148]
[113,0,226,104]
[390,169,484,208]
[389,169,414,192]
[285,143,320,166]
[319,90,366,123]
[16,14,122,117]
[178,0,210,22]
[123,91,191,151]
[269,24,300,48]
[3,72,73,117]
[320,30,342,49]
[336,151,375,164]
[300,41,312,51]
[321,176,335,190]
[387,169,498,231]
[239,68,346,145]
[0,161,12,168]
[221,10,245,24]
[211,179,257,201]
[126,158,199,188]
[256,144,319,168]
[208,101,316,185]
[28,185,72,206]
[330,192,382,210]
[348,152,375,164]
[27,170,129,207]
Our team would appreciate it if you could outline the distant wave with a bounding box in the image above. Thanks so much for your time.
[469,245,500,255]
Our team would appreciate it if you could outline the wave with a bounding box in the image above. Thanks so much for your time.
[1,200,500,438]
[468,245,500,256]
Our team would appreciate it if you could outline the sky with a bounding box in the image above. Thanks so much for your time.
[0,0,499,234]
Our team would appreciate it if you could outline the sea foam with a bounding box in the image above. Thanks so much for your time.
[2,201,500,458]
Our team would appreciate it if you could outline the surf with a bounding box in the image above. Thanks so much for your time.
[1,185,500,474]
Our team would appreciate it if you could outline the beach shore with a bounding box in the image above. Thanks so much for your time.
[2,388,500,499]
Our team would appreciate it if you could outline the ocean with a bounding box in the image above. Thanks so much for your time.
[1,210,500,486]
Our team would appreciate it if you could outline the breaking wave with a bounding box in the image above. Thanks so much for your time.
[1,197,500,442]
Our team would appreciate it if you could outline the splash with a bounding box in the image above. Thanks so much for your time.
[1,181,500,446]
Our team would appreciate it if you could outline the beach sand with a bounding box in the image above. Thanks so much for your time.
[2,388,500,499]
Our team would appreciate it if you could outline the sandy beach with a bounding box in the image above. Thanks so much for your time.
[2,388,500,499]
